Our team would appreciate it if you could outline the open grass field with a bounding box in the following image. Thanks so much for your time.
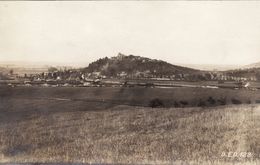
[0,86,260,164]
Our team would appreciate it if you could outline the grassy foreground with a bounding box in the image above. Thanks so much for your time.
[0,101,259,164]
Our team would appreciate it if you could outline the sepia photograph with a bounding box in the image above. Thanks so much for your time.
[0,1,259,165]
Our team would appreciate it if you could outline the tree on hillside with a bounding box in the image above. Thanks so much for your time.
[9,69,13,75]
[256,72,260,81]
[48,67,58,73]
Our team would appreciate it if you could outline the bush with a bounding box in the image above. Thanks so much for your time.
[174,101,180,108]
[149,98,164,108]
[198,99,206,107]
[180,100,188,106]
[231,98,242,104]
[255,100,260,104]
[217,98,227,105]
[207,97,216,105]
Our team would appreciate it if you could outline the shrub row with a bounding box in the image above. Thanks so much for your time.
[149,97,256,108]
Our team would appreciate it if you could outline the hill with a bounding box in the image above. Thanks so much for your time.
[83,53,200,78]
[243,61,260,69]
[180,63,240,71]
[223,67,260,81]
[218,61,260,81]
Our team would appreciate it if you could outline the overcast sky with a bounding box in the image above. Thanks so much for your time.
[0,1,260,67]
